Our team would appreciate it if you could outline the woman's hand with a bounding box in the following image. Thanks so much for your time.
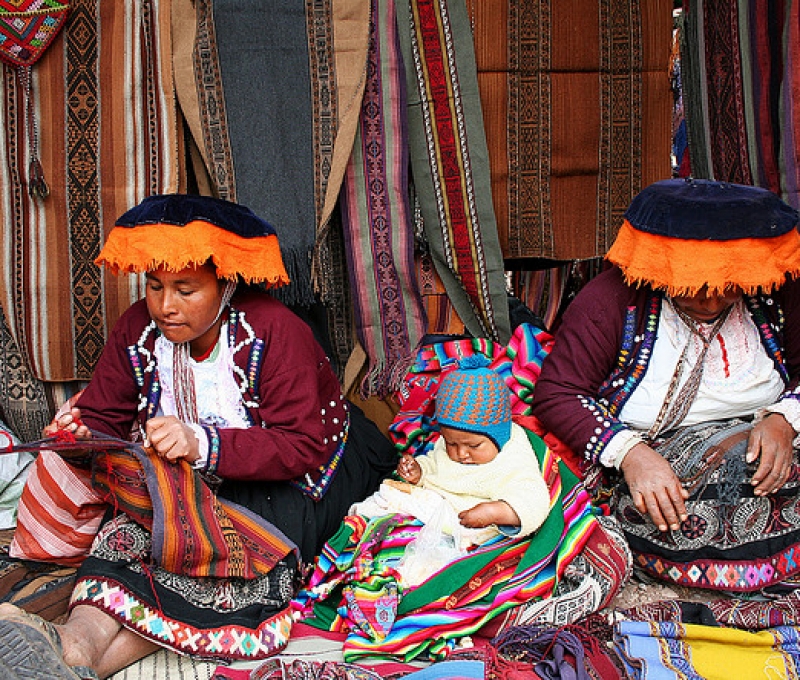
[619,442,689,532]
[145,416,200,464]
[748,413,796,496]
[43,407,91,439]
[397,454,421,484]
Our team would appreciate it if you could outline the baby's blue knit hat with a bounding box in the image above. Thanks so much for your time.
[435,354,512,449]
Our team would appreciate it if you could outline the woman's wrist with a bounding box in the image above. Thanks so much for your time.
[600,429,646,469]
[761,411,796,438]
[758,401,800,447]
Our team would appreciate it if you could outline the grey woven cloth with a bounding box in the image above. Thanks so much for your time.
[193,0,318,306]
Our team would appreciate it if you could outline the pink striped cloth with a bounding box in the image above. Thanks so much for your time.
[10,451,105,566]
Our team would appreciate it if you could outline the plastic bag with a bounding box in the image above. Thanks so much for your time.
[398,493,466,588]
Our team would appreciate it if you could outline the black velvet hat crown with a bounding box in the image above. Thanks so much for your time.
[606,179,800,296]
[623,178,798,240]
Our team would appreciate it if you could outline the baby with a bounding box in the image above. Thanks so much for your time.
[396,354,550,545]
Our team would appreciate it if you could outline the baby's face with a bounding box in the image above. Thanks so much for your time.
[439,426,499,465]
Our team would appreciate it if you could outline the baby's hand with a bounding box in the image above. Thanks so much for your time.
[397,454,421,484]
[459,501,520,529]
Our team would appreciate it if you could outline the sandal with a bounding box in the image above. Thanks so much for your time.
[0,603,99,679]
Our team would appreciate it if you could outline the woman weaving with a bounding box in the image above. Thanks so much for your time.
[0,194,396,679]
[532,179,800,594]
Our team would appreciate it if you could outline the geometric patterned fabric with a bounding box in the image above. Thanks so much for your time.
[0,1,69,67]
[435,354,512,449]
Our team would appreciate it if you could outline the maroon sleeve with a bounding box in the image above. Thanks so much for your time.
[531,268,637,463]
[76,301,151,440]
[206,298,346,483]
[78,295,345,484]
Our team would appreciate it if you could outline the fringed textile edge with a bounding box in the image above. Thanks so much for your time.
[358,353,418,401]
[97,222,289,288]
[606,219,800,297]
[269,245,316,307]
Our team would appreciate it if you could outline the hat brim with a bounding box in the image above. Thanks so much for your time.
[606,219,800,296]
[96,220,290,287]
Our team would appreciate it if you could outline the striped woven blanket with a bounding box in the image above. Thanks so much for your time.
[615,620,800,679]
[292,429,598,662]
[11,434,297,580]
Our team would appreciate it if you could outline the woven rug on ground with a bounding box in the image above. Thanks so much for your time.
[486,614,626,680]
[0,0,177,382]
[614,619,800,679]
[0,530,76,623]
[470,0,672,261]
[109,649,217,680]
[624,589,800,633]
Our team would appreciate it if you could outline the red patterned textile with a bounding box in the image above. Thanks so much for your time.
[0,1,69,67]
[12,436,297,579]
[10,451,104,566]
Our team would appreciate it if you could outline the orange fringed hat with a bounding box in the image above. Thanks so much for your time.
[96,194,290,287]
[606,179,800,297]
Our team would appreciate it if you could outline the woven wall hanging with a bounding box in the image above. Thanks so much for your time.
[0,0,70,199]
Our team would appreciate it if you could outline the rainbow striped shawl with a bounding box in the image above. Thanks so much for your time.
[292,429,598,661]
[389,323,554,456]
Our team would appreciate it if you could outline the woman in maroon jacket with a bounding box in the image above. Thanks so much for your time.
[532,179,800,596]
[0,195,396,679]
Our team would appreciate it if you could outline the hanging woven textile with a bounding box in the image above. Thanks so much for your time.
[0,0,179,382]
[0,0,70,199]
[680,0,800,209]
[471,0,673,261]
[396,0,511,344]
[679,0,752,185]
[173,0,369,310]
[339,0,427,399]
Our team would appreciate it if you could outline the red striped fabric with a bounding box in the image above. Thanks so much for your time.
[10,451,105,566]
[92,449,296,580]
[11,445,296,579]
